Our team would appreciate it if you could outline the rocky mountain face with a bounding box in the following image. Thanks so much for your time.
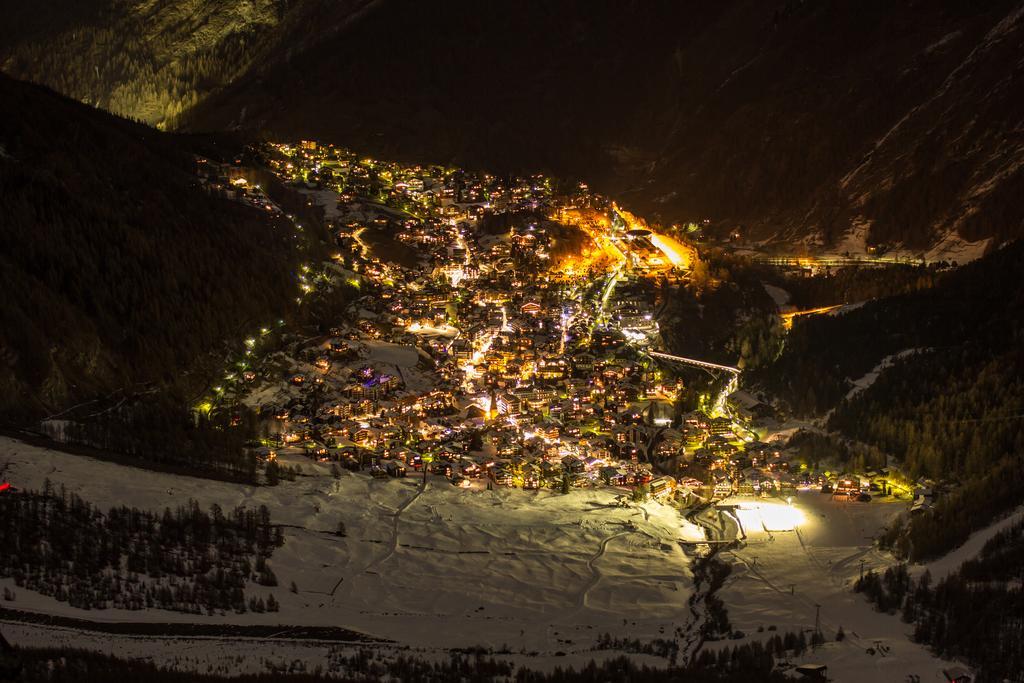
[4,1,1024,252]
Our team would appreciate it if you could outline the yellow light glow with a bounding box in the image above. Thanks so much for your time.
[733,502,805,532]
[649,232,692,269]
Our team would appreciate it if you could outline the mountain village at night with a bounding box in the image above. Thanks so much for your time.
[3,3,1024,682]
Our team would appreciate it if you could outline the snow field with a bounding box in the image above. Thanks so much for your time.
[0,437,695,656]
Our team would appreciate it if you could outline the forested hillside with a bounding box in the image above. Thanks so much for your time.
[763,242,1024,420]
[0,0,376,130]
[0,74,308,423]
[0,488,283,614]
[0,0,287,128]
[759,241,1024,558]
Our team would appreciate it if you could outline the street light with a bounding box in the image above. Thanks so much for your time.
[421,453,433,487]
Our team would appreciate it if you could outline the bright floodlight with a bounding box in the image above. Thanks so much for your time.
[735,502,805,532]
[649,233,691,269]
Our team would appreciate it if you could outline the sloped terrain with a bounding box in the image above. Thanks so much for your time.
[184,0,1024,252]
[2,0,297,127]
[0,75,304,421]
[1,436,696,658]
[757,240,1024,563]
[5,1,1023,251]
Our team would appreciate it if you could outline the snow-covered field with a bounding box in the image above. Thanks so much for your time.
[297,189,345,220]
[922,233,991,264]
[0,437,696,659]
[714,493,962,680]
[3,437,992,680]
[241,338,435,411]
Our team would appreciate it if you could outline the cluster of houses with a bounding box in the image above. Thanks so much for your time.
[225,141,877,507]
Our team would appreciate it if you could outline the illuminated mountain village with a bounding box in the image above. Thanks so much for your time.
[193,140,888,508]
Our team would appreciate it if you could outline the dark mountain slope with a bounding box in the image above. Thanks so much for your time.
[0,74,305,422]
[181,0,1024,252]
[760,240,1024,421]
[0,0,374,128]
[5,1,1023,251]
[758,240,1024,559]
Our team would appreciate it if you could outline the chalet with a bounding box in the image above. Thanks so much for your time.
[496,392,524,416]
[726,390,772,426]
[632,465,653,485]
[522,462,541,489]
[399,450,423,470]
[384,460,407,477]
[834,475,860,497]
[713,480,734,498]
[459,459,482,478]
[490,465,512,486]
[431,460,455,478]
[520,301,542,315]
[648,475,677,500]
[536,420,561,441]
[351,425,381,447]
[572,353,596,373]
[709,417,733,436]
[536,461,559,485]
[600,466,630,486]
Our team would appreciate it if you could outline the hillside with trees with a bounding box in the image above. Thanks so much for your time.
[0,74,314,427]
[762,241,1024,419]
[0,0,286,129]
[759,240,1024,559]
[857,519,1024,682]
[0,486,283,615]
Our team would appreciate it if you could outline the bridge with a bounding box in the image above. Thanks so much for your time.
[648,351,740,375]
[648,351,740,415]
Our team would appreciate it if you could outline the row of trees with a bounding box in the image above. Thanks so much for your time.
[0,486,283,615]
[56,398,264,481]
[7,644,817,683]
[779,263,939,309]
